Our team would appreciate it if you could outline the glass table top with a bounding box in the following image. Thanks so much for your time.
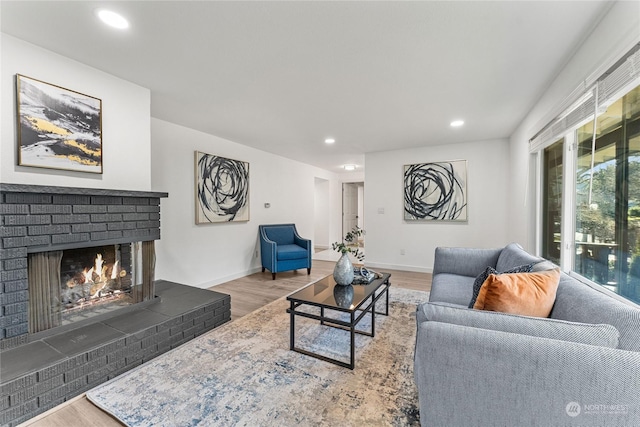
[287,273,390,311]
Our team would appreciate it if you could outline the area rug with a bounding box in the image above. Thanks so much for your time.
[87,287,428,426]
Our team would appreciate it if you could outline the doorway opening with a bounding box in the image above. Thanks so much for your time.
[343,182,364,245]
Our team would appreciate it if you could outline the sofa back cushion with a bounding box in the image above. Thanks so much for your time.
[433,247,502,277]
[496,243,548,272]
[551,273,640,351]
[422,301,620,348]
[429,273,476,306]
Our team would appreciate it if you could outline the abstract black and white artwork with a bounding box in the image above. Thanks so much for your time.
[404,160,468,221]
[196,151,250,223]
[16,74,102,173]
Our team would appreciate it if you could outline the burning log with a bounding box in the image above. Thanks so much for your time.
[66,272,85,288]
[61,286,85,307]
[90,280,110,298]
[59,250,133,313]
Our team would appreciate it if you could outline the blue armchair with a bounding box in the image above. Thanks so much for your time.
[259,224,312,280]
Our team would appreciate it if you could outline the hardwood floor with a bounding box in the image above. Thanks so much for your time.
[21,394,123,427]
[215,260,430,321]
[22,260,431,427]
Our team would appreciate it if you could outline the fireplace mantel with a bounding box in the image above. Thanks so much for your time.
[0,183,168,349]
[0,183,168,198]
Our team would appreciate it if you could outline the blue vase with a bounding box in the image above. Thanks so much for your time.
[333,252,354,286]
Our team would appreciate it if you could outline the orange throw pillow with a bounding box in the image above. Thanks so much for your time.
[473,268,560,318]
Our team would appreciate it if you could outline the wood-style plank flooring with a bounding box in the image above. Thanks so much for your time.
[21,260,431,427]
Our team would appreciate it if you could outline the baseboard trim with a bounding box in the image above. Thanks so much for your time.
[195,267,264,289]
[169,261,430,290]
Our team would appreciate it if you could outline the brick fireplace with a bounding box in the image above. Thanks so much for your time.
[0,184,232,426]
[0,183,165,349]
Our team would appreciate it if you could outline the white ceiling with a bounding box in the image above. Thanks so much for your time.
[1,1,611,173]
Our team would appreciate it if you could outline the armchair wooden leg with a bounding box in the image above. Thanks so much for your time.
[272,273,276,280]
[307,268,311,275]
[262,267,265,273]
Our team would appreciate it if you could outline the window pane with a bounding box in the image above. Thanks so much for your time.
[627,133,640,302]
[542,138,563,265]
[575,84,640,304]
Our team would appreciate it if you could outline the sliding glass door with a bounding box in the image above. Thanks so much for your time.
[573,85,640,303]
[535,46,640,305]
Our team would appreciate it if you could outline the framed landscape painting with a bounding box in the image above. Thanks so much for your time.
[195,151,250,224]
[16,74,103,173]
[404,160,468,222]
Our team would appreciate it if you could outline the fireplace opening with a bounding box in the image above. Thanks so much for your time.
[28,241,156,334]
[59,244,133,324]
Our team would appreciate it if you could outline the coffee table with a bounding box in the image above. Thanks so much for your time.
[286,272,391,369]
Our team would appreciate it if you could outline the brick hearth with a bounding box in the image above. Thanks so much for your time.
[0,281,230,426]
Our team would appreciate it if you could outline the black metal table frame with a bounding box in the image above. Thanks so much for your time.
[287,278,390,370]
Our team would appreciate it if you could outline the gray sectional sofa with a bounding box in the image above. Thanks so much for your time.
[415,243,640,426]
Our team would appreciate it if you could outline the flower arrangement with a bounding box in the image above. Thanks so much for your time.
[332,226,365,261]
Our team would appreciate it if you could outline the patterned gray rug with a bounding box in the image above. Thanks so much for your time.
[87,287,428,426]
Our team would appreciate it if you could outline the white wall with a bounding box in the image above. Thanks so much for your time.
[508,1,640,252]
[339,171,365,183]
[364,138,510,272]
[314,177,330,248]
[151,118,341,288]
[1,34,152,190]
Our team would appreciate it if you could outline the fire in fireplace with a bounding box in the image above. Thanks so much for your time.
[59,244,133,321]
[28,241,156,334]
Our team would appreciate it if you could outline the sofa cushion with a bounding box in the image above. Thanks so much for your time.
[473,268,561,317]
[551,273,640,351]
[496,243,547,272]
[276,244,308,260]
[468,264,533,308]
[429,273,475,306]
[421,301,620,348]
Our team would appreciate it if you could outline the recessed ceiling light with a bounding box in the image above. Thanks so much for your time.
[343,164,356,171]
[96,9,129,29]
[325,138,335,144]
[450,120,465,127]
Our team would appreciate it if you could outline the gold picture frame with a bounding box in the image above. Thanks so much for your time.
[16,74,103,173]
